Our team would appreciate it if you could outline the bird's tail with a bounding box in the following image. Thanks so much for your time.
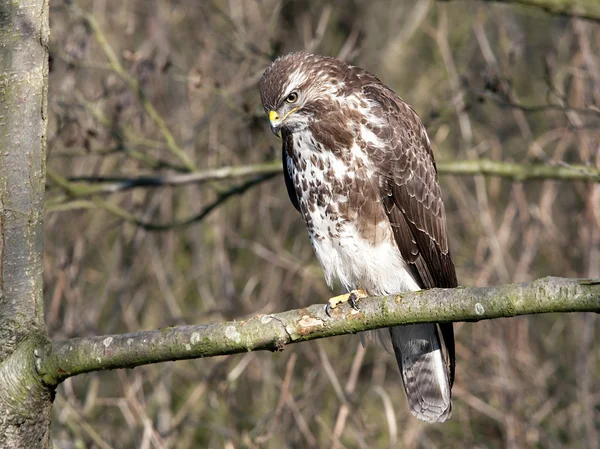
[389,323,452,423]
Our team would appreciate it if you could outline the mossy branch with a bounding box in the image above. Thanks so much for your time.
[38,276,600,386]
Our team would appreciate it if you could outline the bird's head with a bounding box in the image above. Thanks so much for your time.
[259,52,350,137]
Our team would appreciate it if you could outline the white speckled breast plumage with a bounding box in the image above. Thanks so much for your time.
[287,128,420,296]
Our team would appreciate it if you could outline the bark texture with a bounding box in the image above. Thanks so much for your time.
[0,1,51,447]
[38,276,600,385]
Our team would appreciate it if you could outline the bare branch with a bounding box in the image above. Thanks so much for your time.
[47,174,277,230]
[442,0,600,22]
[474,89,600,118]
[47,159,600,201]
[438,159,600,182]
[55,162,285,195]
[38,276,600,386]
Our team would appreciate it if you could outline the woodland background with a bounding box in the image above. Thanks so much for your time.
[45,0,599,448]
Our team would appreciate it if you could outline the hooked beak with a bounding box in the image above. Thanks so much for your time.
[269,110,282,137]
[268,108,298,137]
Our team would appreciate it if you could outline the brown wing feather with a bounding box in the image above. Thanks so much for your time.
[364,84,457,386]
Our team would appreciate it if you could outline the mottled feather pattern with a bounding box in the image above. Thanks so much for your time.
[260,52,457,422]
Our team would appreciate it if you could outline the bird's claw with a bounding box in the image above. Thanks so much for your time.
[325,302,334,318]
[348,292,360,311]
[325,289,366,317]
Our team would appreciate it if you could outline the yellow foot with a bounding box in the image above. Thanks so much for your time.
[325,289,367,317]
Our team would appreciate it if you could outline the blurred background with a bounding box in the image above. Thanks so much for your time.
[45,0,599,448]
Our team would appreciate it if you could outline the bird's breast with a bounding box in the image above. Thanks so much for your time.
[286,131,417,294]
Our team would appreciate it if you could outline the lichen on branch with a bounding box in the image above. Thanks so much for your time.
[38,276,600,386]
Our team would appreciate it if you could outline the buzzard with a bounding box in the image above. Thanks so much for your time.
[260,52,457,423]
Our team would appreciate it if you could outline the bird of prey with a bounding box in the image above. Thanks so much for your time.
[260,52,457,423]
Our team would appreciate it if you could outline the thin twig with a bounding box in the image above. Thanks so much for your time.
[440,0,600,23]
[59,162,285,195]
[47,174,278,231]
[69,3,197,172]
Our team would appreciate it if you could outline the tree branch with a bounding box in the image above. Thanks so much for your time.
[38,276,600,386]
[444,0,600,22]
[47,159,600,200]
[51,162,285,196]
[438,159,600,182]
[47,174,277,230]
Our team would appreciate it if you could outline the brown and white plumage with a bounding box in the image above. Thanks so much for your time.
[260,52,457,423]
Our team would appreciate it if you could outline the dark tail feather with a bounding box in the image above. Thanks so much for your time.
[389,323,453,423]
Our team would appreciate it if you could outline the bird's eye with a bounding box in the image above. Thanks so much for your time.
[286,92,298,103]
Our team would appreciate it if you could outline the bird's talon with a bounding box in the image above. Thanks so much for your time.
[325,303,332,317]
[326,289,366,317]
[349,292,360,310]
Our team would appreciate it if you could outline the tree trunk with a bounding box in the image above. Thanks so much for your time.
[0,1,52,447]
